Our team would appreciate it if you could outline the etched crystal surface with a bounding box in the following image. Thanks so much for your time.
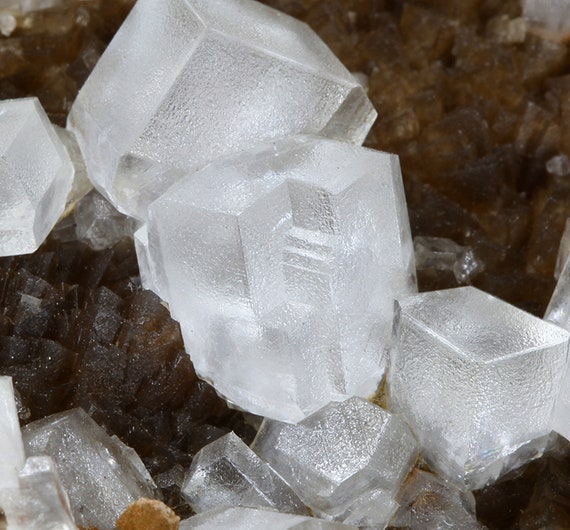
[180,506,354,530]
[144,136,416,421]
[0,97,73,256]
[0,376,25,489]
[181,432,307,515]
[68,0,377,219]
[22,408,157,530]
[251,397,418,523]
[388,286,570,489]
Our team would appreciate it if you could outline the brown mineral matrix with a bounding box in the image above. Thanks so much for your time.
[116,498,180,530]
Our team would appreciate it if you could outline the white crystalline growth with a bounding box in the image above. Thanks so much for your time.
[68,0,377,219]
[251,397,418,526]
[522,0,570,42]
[0,98,73,256]
[22,408,157,530]
[0,376,25,489]
[388,286,570,490]
[143,136,416,422]
[181,432,308,515]
[180,506,355,530]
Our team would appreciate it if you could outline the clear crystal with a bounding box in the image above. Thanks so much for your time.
[68,0,377,219]
[554,218,570,280]
[0,376,25,489]
[22,408,157,530]
[181,432,308,515]
[143,136,416,422]
[0,97,73,256]
[251,397,417,523]
[388,286,570,489]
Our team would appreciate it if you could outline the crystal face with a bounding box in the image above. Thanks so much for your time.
[251,397,418,524]
[181,432,308,515]
[68,0,377,219]
[0,97,73,256]
[388,286,570,489]
[22,408,157,530]
[0,376,25,489]
[144,136,416,421]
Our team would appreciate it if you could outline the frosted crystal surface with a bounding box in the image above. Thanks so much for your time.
[555,217,570,279]
[388,286,570,489]
[74,190,137,250]
[22,408,157,530]
[522,0,570,42]
[391,469,482,529]
[251,397,418,522]
[0,98,73,256]
[145,136,416,422]
[181,432,307,515]
[180,506,354,530]
[68,0,377,219]
[1,456,77,530]
[0,376,25,489]
[134,224,167,299]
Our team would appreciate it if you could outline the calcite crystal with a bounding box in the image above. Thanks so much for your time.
[0,97,73,256]
[251,397,417,526]
[0,376,25,489]
[181,432,307,515]
[68,0,376,219]
[388,286,570,489]
[144,135,415,421]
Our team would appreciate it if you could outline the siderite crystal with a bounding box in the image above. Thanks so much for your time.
[388,286,570,489]
[0,97,73,256]
[143,135,416,422]
[68,0,376,219]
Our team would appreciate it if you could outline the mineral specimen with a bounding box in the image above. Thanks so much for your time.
[388,286,570,489]
[144,135,416,421]
[22,407,157,530]
[251,397,417,526]
[0,376,25,489]
[522,0,570,42]
[68,0,376,219]
[181,432,307,515]
[0,97,73,256]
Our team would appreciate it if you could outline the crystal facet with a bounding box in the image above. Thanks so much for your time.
[0,376,25,489]
[143,136,416,421]
[68,0,377,219]
[0,97,73,256]
[388,286,570,489]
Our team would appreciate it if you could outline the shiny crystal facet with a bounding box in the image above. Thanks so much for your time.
[0,376,25,489]
[388,286,570,489]
[143,136,416,422]
[68,0,376,219]
[0,97,73,256]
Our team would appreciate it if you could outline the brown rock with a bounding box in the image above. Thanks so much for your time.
[116,498,180,530]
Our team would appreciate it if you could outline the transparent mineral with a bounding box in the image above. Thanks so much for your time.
[74,190,137,250]
[181,432,307,515]
[522,0,570,42]
[0,97,73,256]
[388,286,570,489]
[22,407,157,530]
[180,506,354,530]
[251,397,418,524]
[0,376,25,489]
[68,0,377,219]
[144,136,416,421]
[555,218,570,279]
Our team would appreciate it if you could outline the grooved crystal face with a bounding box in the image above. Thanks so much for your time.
[250,397,418,524]
[67,0,377,220]
[181,432,308,515]
[144,136,416,422]
[388,286,570,489]
[0,97,73,256]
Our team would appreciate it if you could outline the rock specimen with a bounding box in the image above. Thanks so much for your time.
[68,0,376,219]
[0,97,73,256]
[179,506,353,529]
[251,397,417,526]
[142,135,416,421]
[181,432,307,515]
[388,286,570,489]
[22,407,157,530]
[0,376,25,489]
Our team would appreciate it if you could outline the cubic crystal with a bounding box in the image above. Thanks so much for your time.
[388,286,570,489]
[180,506,355,530]
[22,407,157,530]
[0,97,73,256]
[251,397,418,524]
[143,136,416,421]
[181,432,307,515]
[68,0,377,219]
[0,376,25,489]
